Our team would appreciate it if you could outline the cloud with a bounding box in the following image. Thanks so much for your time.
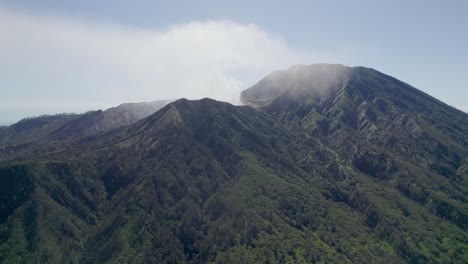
[0,8,333,122]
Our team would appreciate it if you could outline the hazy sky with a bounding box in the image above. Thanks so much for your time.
[0,0,467,124]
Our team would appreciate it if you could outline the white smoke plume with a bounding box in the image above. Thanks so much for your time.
[0,8,337,123]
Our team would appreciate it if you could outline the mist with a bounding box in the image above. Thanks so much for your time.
[0,8,340,123]
[240,63,353,106]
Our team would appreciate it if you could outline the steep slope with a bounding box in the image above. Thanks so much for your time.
[241,64,467,169]
[0,126,7,142]
[242,63,468,232]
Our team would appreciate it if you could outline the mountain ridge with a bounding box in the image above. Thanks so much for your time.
[0,64,467,263]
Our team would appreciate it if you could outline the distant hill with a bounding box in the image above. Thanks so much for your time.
[0,100,170,145]
[0,65,466,263]
[0,114,79,145]
[51,100,171,138]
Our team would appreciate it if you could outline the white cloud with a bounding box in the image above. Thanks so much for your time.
[0,8,335,122]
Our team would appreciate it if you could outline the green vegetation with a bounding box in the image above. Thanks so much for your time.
[0,65,467,263]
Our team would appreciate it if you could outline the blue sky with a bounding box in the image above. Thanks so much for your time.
[0,0,467,124]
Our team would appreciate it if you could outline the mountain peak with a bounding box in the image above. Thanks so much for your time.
[168,97,235,117]
[287,63,347,71]
[241,63,352,108]
[132,98,234,135]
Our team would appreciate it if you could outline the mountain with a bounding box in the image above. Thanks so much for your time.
[0,114,80,145]
[51,100,171,138]
[242,64,467,212]
[0,100,170,155]
[53,100,170,138]
[242,63,468,232]
[0,65,467,263]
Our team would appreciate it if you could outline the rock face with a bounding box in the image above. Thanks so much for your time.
[0,65,467,263]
